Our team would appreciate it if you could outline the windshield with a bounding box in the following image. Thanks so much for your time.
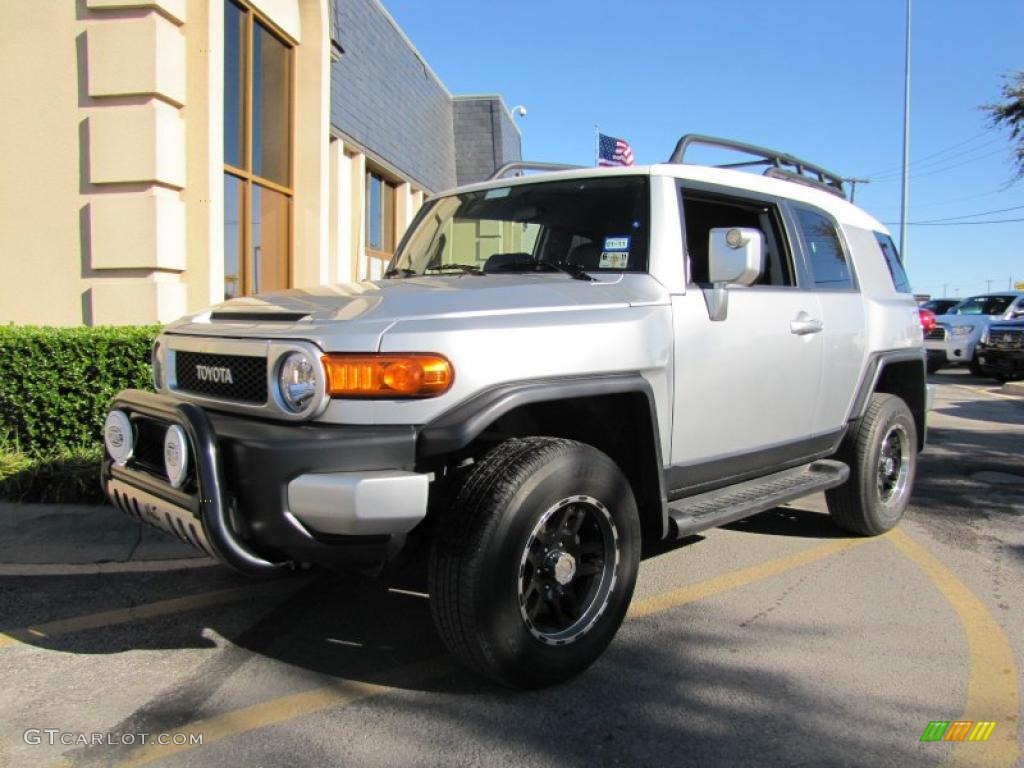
[922,299,960,315]
[950,295,1016,316]
[387,176,649,278]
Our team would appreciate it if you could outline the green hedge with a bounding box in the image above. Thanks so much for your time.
[0,325,159,457]
[0,447,106,504]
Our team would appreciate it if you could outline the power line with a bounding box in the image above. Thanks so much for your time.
[882,216,1024,226]
[887,203,1024,224]
[863,131,991,177]
[870,146,1008,183]
[868,135,1003,180]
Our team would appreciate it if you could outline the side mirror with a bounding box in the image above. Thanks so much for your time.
[708,227,763,285]
[703,228,764,322]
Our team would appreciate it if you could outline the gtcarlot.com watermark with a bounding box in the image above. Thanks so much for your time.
[24,729,203,747]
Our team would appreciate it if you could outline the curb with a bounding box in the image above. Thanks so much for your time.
[0,502,205,569]
[1002,381,1024,397]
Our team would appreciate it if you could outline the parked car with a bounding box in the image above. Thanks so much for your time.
[100,135,929,687]
[920,298,961,316]
[925,292,1024,375]
[976,319,1024,382]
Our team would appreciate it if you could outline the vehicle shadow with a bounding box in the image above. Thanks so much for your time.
[6,558,938,768]
[933,395,1024,426]
[722,505,848,539]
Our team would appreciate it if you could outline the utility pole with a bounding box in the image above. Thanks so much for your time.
[845,177,871,203]
[942,283,948,296]
[899,0,912,266]
[985,279,993,292]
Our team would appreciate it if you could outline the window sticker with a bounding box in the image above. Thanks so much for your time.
[599,251,629,269]
[484,187,511,199]
[603,236,630,251]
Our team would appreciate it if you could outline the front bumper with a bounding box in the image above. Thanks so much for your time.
[976,347,1024,375]
[101,390,428,573]
[924,337,974,364]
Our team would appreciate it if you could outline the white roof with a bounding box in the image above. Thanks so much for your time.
[444,163,887,235]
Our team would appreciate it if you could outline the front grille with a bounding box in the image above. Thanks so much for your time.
[174,352,267,404]
[925,327,947,341]
[987,329,1024,349]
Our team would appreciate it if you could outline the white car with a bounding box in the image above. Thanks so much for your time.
[101,135,929,687]
[926,292,1024,375]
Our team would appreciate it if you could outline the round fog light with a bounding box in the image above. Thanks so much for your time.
[278,351,319,412]
[164,425,189,488]
[104,410,133,465]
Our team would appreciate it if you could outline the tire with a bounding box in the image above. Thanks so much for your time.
[826,393,917,536]
[926,358,944,375]
[968,360,984,377]
[428,437,641,688]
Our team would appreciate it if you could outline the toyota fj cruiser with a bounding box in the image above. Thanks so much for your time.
[101,135,929,688]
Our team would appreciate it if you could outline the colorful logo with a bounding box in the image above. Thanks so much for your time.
[920,721,996,742]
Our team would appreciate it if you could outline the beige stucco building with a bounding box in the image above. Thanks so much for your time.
[0,0,520,326]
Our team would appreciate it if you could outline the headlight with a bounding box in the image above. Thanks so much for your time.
[277,351,319,412]
[151,341,163,390]
[163,425,189,488]
[950,325,974,338]
[104,410,133,465]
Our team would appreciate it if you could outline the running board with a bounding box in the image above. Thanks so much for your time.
[666,460,849,539]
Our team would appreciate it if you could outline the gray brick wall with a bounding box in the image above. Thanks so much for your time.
[331,0,456,192]
[453,97,522,186]
[330,2,521,193]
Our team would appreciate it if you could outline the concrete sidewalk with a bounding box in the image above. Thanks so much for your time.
[0,502,205,566]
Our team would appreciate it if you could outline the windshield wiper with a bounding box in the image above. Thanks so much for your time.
[423,263,484,276]
[544,261,594,282]
[384,267,416,278]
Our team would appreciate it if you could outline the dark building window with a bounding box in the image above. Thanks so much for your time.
[223,0,293,298]
[366,170,396,256]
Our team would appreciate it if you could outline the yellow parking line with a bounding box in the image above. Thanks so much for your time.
[888,528,1020,768]
[106,537,871,766]
[628,536,874,618]
[950,384,1024,404]
[0,581,299,650]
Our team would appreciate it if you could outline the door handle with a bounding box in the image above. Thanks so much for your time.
[790,317,824,335]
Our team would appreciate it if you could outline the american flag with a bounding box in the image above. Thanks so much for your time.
[598,133,635,167]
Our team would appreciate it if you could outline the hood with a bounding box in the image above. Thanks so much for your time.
[165,274,668,351]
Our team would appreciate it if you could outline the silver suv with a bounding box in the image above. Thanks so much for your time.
[101,135,929,688]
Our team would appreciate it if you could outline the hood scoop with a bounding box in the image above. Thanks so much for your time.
[209,310,312,323]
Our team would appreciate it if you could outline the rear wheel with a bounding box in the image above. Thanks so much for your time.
[926,358,944,374]
[968,360,984,377]
[428,437,640,688]
[826,393,917,536]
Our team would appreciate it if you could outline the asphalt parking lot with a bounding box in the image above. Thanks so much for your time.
[1,370,1021,768]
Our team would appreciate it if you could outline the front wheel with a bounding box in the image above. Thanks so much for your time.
[826,393,917,536]
[428,437,640,688]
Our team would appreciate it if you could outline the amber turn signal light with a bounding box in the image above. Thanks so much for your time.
[321,354,453,398]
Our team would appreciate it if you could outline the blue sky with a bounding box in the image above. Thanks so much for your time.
[386,0,1023,299]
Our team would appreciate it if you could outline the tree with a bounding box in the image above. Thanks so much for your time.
[984,70,1024,180]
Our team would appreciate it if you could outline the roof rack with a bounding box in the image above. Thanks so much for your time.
[488,161,584,180]
[668,134,847,199]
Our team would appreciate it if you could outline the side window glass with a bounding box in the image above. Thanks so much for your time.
[874,233,912,293]
[681,191,794,287]
[796,209,853,289]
